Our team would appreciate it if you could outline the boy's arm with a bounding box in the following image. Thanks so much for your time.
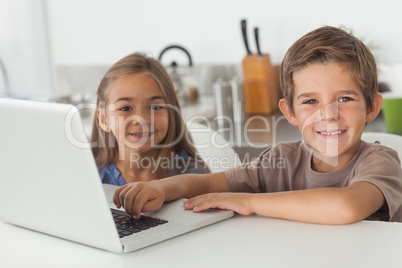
[162,171,230,200]
[113,172,230,218]
[184,181,385,224]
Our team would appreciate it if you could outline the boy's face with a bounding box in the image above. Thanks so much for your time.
[279,62,382,171]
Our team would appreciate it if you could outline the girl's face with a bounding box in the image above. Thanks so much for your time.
[280,62,381,172]
[99,73,169,157]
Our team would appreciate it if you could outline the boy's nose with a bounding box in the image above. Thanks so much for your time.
[320,101,339,121]
[320,102,339,120]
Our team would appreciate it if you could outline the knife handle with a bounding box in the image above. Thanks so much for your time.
[241,19,252,55]
[254,27,262,56]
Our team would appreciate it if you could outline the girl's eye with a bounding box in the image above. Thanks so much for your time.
[119,106,132,111]
[150,104,163,110]
[303,99,318,104]
[339,97,353,102]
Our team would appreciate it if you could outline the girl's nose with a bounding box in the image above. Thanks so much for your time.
[132,116,150,127]
[131,109,151,126]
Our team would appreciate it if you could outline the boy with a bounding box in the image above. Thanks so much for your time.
[112,26,402,224]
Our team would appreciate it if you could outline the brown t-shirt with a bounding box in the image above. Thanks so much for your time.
[225,140,402,222]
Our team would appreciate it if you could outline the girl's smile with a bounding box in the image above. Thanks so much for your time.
[129,131,155,140]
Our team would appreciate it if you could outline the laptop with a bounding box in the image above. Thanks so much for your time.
[0,98,234,253]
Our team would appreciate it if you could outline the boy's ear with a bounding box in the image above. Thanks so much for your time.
[365,92,383,123]
[97,108,110,132]
[279,98,298,126]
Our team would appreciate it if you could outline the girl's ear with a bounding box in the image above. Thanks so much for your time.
[97,108,110,132]
[365,92,383,123]
[279,98,298,126]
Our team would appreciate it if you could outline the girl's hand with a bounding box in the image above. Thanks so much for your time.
[183,193,254,216]
[113,181,165,219]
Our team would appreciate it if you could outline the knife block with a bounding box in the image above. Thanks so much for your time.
[242,54,281,115]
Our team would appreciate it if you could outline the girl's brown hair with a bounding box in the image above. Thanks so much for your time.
[90,52,209,176]
[280,26,378,112]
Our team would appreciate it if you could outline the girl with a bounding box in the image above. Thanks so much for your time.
[90,52,209,186]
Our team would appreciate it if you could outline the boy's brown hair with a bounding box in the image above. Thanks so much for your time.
[280,26,378,112]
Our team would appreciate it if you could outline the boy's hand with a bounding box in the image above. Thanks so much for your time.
[113,181,165,219]
[183,193,254,215]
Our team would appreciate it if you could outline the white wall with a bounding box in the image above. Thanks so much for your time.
[46,0,402,66]
[0,0,53,98]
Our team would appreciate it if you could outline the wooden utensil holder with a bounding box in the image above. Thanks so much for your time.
[242,54,281,115]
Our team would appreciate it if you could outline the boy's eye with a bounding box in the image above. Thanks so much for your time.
[303,99,318,104]
[339,97,353,102]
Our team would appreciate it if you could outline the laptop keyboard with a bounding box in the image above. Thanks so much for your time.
[112,212,168,238]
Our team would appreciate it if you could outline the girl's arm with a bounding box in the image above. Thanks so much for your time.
[113,172,230,218]
[184,181,385,225]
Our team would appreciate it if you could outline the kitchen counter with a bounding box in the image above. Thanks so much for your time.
[181,95,216,120]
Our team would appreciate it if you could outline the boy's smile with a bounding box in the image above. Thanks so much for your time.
[280,62,382,172]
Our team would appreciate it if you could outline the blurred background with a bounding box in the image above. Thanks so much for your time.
[1,0,402,100]
[2,0,402,152]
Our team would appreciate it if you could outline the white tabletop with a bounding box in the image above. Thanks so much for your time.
[1,215,401,268]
